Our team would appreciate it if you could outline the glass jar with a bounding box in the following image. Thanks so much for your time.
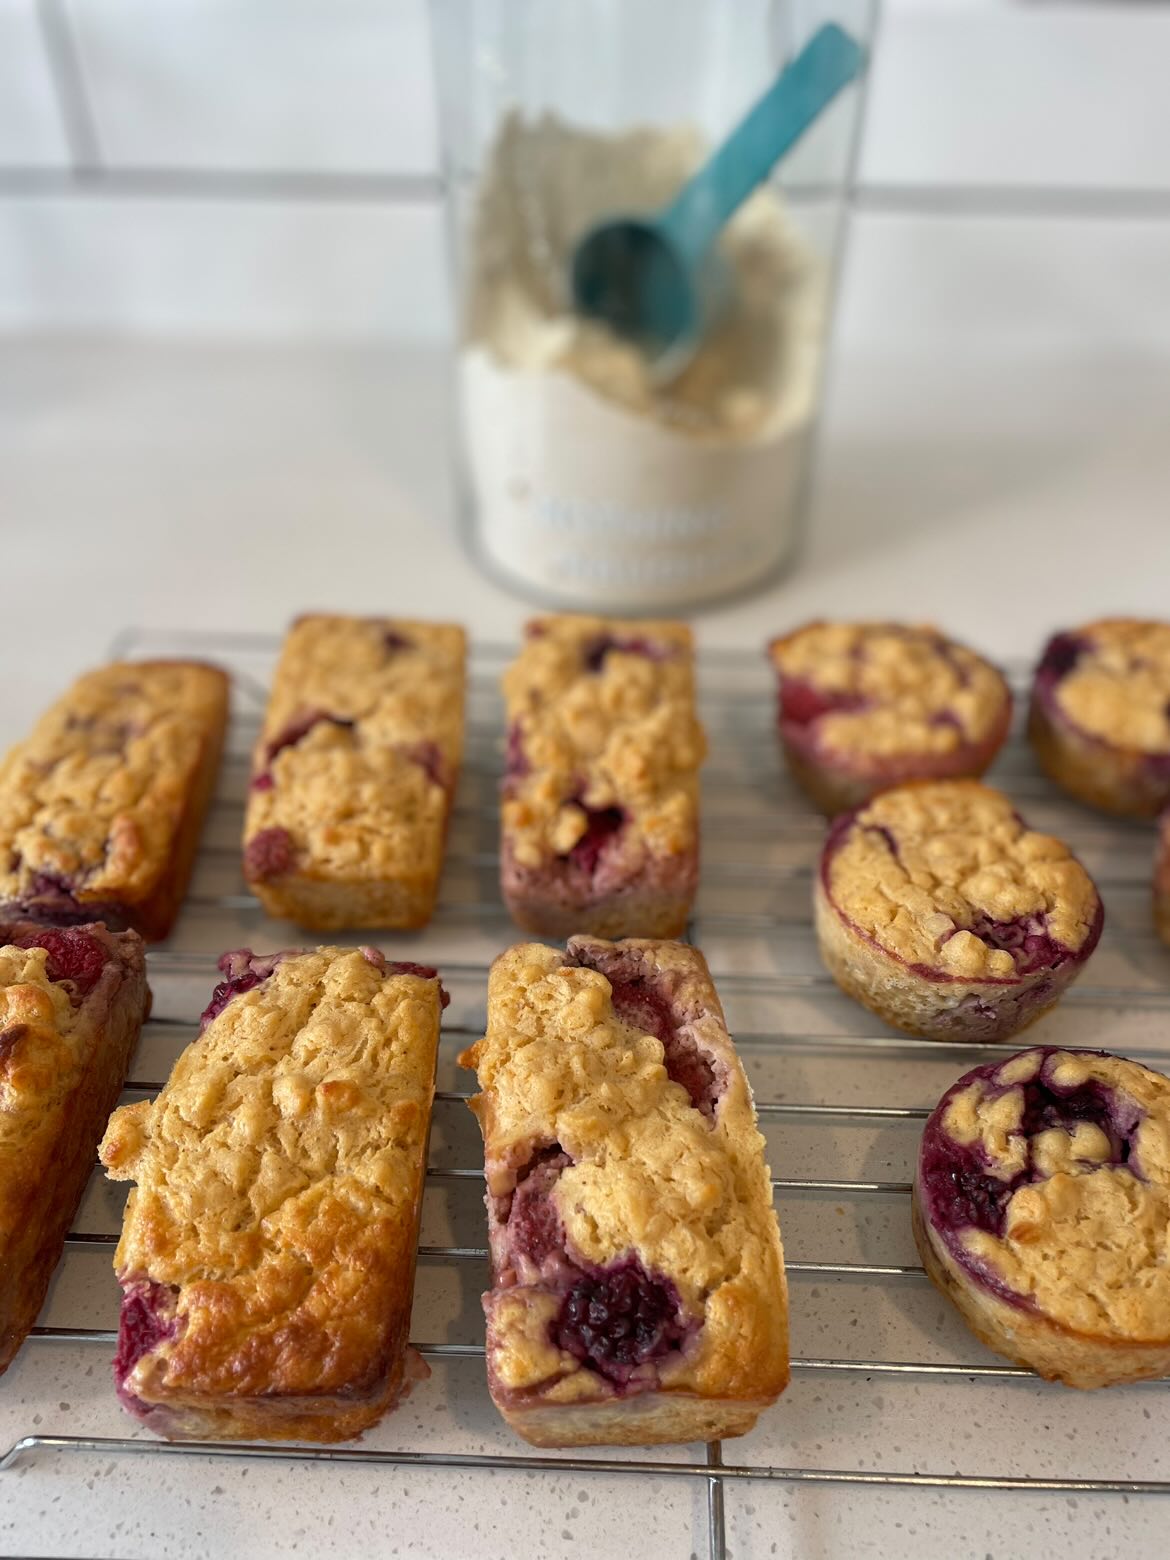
[430,0,874,611]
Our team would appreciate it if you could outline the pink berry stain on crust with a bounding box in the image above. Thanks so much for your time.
[778,678,868,729]
[1034,632,1088,694]
[251,709,355,790]
[13,926,108,998]
[113,1279,180,1411]
[10,870,128,930]
[492,1142,693,1389]
[565,944,723,1119]
[566,804,626,877]
[821,809,1103,986]
[199,948,289,1030]
[919,1050,1143,1303]
[243,826,294,882]
[200,948,449,1031]
[401,739,447,791]
[582,635,675,674]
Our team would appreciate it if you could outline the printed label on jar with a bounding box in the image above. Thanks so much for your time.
[461,351,809,610]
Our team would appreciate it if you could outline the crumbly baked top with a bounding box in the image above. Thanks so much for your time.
[0,662,226,906]
[101,947,442,1397]
[501,615,705,870]
[0,926,139,1249]
[921,1048,1170,1340]
[462,940,785,1401]
[243,616,465,881]
[1037,618,1170,754]
[822,781,1101,980]
[769,621,1009,759]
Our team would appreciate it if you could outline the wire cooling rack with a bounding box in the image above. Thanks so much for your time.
[3,627,1170,1560]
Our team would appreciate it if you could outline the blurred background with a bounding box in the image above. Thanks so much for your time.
[2,0,1170,713]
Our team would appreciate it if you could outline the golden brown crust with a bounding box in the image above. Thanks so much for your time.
[914,1047,1170,1387]
[460,938,788,1447]
[243,616,466,931]
[0,661,228,941]
[1046,619,1170,751]
[100,947,442,1442]
[825,783,1099,975]
[769,620,1010,757]
[769,621,1011,814]
[815,782,1102,1043]
[0,924,147,1374]
[913,1192,1170,1389]
[501,616,705,937]
[1029,619,1170,818]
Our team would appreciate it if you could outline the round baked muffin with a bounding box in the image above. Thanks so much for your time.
[914,1046,1170,1388]
[1028,617,1170,818]
[767,621,1012,815]
[1155,808,1170,951]
[814,780,1103,1043]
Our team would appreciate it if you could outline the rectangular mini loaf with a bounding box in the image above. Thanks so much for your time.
[501,615,705,939]
[243,615,467,930]
[0,660,229,941]
[100,945,445,1443]
[0,921,148,1376]
[460,936,789,1448]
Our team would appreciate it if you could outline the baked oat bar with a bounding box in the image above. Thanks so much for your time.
[0,661,228,940]
[460,937,788,1447]
[501,616,705,938]
[815,780,1103,1043]
[0,921,148,1375]
[768,621,1012,815]
[101,945,446,1443]
[1028,618,1170,818]
[242,615,466,930]
[915,1047,1170,1388]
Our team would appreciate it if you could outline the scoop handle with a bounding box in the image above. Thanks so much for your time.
[660,22,866,264]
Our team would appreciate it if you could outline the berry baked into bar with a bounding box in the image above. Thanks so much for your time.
[815,780,1103,1043]
[1028,617,1170,818]
[460,937,789,1448]
[914,1047,1170,1388]
[501,616,706,938]
[0,661,228,940]
[0,922,148,1376]
[100,946,445,1442]
[768,621,1012,815]
[243,615,466,930]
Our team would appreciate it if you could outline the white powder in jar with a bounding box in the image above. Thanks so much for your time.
[459,111,827,608]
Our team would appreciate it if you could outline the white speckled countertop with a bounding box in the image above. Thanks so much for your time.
[1,332,1169,1559]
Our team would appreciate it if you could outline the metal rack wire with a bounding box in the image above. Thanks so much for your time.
[4,628,1170,1559]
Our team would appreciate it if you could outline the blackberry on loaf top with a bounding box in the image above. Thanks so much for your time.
[460,937,788,1448]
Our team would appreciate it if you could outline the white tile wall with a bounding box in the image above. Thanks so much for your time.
[0,196,448,336]
[63,0,438,174]
[1,0,1169,338]
[0,0,71,166]
[861,2,1170,189]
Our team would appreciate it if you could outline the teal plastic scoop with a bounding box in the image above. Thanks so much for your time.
[570,22,865,380]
